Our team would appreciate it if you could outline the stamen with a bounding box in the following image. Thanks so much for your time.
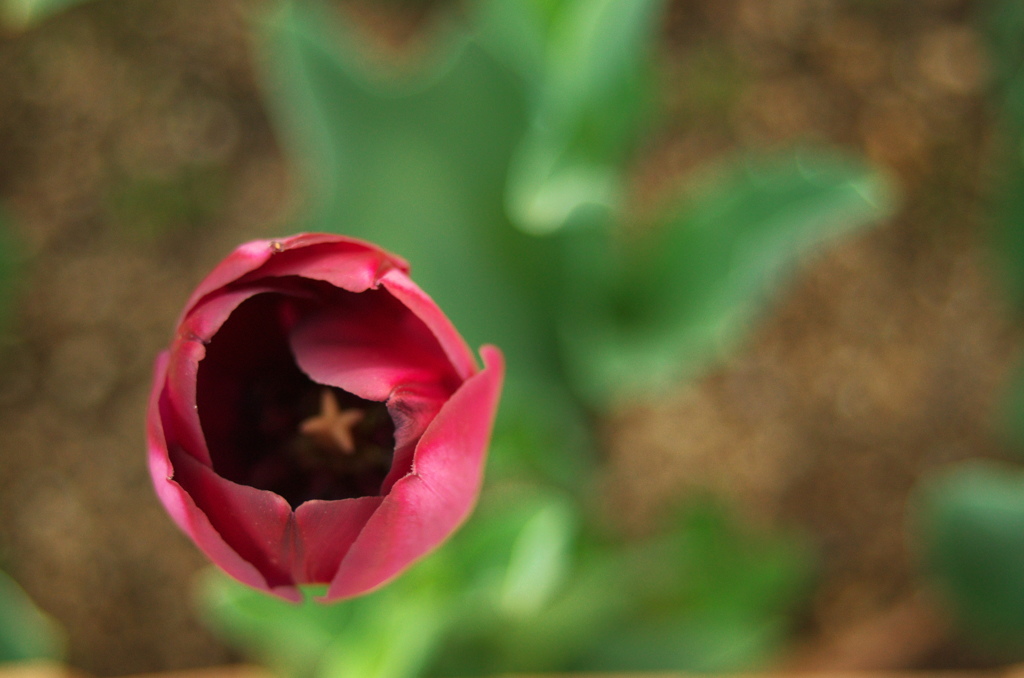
[299,389,365,455]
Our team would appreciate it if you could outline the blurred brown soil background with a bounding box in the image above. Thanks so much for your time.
[0,0,1017,675]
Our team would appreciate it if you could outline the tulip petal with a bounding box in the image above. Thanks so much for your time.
[380,384,448,494]
[236,242,407,294]
[163,338,210,465]
[380,269,478,382]
[289,288,462,402]
[293,496,382,583]
[182,234,405,316]
[181,286,279,343]
[169,448,300,593]
[322,346,504,601]
[181,241,278,319]
[147,354,302,602]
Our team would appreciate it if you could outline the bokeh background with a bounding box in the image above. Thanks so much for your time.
[0,0,1021,675]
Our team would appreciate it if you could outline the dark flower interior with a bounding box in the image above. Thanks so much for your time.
[196,286,397,508]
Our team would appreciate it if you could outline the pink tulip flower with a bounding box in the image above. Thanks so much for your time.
[147,234,504,602]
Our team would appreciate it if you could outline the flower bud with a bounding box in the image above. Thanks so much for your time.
[147,234,504,601]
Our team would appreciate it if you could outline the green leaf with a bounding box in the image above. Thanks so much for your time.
[561,148,896,404]
[576,498,815,672]
[978,3,1024,461]
[505,0,668,234]
[497,497,575,617]
[579,614,788,673]
[201,577,337,678]
[914,461,1024,654]
[988,148,1024,312]
[200,557,452,678]
[979,1,1024,314]
[998,357,1024,457]
[0,570,63,663]
[980,0,1024,136]
[315,587,447,678]
[259,0,568,389]
[423,485,626,676]
[485,377,595,491]
[471,0,551,84]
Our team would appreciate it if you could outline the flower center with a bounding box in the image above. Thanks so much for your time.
[196,292,397,508]
[279,387,396,503]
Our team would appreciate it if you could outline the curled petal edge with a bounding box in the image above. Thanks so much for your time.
[380,269,478,383]
[182,234,409,324]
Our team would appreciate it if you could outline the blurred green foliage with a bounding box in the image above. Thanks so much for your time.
[982,0,1024,314]
[573,500,814,673]
[494,0,666,235]
[561,149,895,403]
[203,488,813,678]
[0,569,63,663]
[914,462,1024,654]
